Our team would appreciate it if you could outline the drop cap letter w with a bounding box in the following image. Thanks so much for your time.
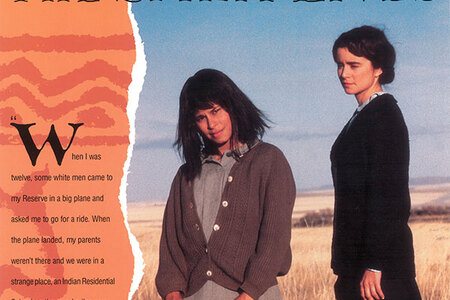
[10,123,84,166]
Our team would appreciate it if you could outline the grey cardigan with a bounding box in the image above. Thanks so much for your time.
[156,142,296,299]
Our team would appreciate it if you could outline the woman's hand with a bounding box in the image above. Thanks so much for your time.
[234,292,254,300]
[360,270,385,300]
[165,291,183,300]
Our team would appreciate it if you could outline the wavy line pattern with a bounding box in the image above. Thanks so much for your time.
[0,34,135,52]
[1,106,116,129]
[1,3,136,298]
[0,77,128,104]
[0,58,131,96]
[76,107,115,128]
[0,133,129,146]
[1,84,126,120]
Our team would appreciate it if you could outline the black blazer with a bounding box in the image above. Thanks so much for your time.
[330,94,416,279]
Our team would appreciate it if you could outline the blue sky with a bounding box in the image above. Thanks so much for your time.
[127,0,449,201]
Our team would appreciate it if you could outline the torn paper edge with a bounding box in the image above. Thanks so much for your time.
[121,3,147,300]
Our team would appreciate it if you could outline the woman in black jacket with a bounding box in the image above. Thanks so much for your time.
[330,26,421,300]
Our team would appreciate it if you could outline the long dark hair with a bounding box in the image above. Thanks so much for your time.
[175,69,269,180]
[332,25,396,84]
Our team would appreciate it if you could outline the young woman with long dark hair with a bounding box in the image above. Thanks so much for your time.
[156,69,296,300]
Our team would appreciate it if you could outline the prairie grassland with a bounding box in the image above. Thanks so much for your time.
[129,184,450,300]
[130,221,450,300]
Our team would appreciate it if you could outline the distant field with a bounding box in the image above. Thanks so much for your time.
[128,184,450,300]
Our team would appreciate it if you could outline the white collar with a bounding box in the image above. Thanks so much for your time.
[357,92,387,112]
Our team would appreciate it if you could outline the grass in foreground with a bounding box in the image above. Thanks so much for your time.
[131,221,450,300]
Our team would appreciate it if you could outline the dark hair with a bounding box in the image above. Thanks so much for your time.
[332,25,396,84]
[175,69,269,180]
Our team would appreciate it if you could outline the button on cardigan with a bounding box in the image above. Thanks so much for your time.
[193,145,239,243]
[187,142,282,299]
[156,142,296,299]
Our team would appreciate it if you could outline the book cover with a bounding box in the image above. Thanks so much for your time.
[1,1,448,299]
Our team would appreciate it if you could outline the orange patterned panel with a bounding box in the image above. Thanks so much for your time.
[0,1,136,298]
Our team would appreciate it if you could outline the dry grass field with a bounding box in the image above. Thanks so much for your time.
[128,184,450,300]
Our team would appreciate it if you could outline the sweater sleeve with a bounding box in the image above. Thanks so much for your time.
[363,102,410,271]
[155,169,188,298]
[240,148,296,299]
